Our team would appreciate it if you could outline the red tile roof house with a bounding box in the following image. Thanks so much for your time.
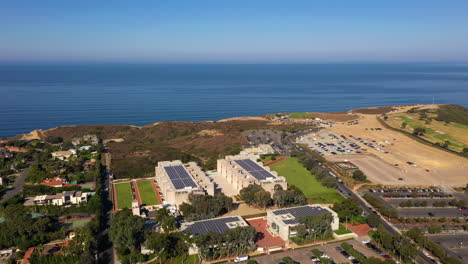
[40,177,74,188]
[21,247,36,264]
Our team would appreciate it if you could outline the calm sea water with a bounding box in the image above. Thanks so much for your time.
[1,63,468,138]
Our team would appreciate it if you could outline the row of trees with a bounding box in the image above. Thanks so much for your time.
[239,184,307,209]
[363,193,398,218]
[291,151,339,189]
[406,227,463,264]
[179,193,233,221]
[370,226,418,263]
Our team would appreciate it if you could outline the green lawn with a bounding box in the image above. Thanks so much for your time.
[115,182,133,209]
[269,157,344,204]
[335,224,353,235]
[72,219,91,228]
[136,180,160,205]
[289,112,314,119]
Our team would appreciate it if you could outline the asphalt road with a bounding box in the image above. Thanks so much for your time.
[97,160,116,264]
[284,129,434,264]
[1,166,30,202]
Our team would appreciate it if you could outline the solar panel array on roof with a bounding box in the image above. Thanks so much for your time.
[184,217,242,236]
[234,159,276,180]
[164,165,198,190]
[273,206,329,225]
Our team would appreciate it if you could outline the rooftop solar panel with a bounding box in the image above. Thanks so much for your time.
[234,159,276,180]
[184,217,243,236]
[163,165,198,190]
[272,206,328,225]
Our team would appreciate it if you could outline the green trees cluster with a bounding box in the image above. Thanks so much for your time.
[240,184,307,209]
[448,199,465,207]
[363,194,398,218]
[0,205,63,250]
[154,208,177,232]
[332,198,363,222]
[193,226,256,260]
[179,193,233,221]
[292,213,334,244]
[406,227,463,264]
[145,232,189,261]
[371,226,418,263]
[352,170,367,181]
[109,209,145,256]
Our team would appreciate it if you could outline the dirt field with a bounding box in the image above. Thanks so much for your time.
[320,106,467,187]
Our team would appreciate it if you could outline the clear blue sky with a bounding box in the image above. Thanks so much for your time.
[1,0,467,63]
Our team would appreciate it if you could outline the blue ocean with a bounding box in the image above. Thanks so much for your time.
[1,63,468,138]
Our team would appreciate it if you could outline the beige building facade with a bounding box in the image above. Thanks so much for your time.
[217,154,287,195]
[155,160,215,206]
[267,205,339,240]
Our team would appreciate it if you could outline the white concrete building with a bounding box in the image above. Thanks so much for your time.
[217,154,287,195]
[25,191,92,206]
[51,151,74,161]
[267,205,339,241]
[239,144,275,156]
[155,160,215,207]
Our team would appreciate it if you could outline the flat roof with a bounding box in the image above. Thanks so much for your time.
[272,205,330,225]
[163,165,198,190]
[234,159,276,180]
[183,216,246,236]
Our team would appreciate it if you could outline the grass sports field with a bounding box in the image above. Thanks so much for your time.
[136,180,160,205]
[269,157,344,204]
[115,182,133,209]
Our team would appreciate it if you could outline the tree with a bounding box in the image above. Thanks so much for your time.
[366,213,381,228]
[412,127,426,136]
[442,140,450,149]
[145,232,189,260]
[427,225,442,234]
[109,209,145,255]
[332,198,363,221]
[383,115,388,121]
[352,170,367,181]
[45,135,63,144]
[179,193,233,221]
[240,184,264,205]
[254,190,272,209]
[401,122,407,129]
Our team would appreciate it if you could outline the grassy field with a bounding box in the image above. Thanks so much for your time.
[289,112,314,119]
[71,219,91,228]
[136,180,159,205]
[335,224,353,235]
[386,113,468,152]
[115,182,133,209]
[269,157,344,204]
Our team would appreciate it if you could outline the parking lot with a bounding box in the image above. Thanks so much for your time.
[252,239,390,264]
[296,130,360,156]
[367,189,468,218]
[429,234,468,263]
[244,129,290,155]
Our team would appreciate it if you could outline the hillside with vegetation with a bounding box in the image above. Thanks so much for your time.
[39,120,308,179]
[384,104,468,154]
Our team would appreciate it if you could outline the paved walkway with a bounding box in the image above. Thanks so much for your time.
[247,218,285,249]
[1,166,30,202]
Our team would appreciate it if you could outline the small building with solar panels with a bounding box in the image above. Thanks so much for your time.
[155,160,215,206]
[217,154,287,195]
[267,205,339,240]
[181,215,249,254]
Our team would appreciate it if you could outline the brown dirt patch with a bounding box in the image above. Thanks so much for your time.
[351,106,397,115]
[325,113,468,187]
[197,129,224,137]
